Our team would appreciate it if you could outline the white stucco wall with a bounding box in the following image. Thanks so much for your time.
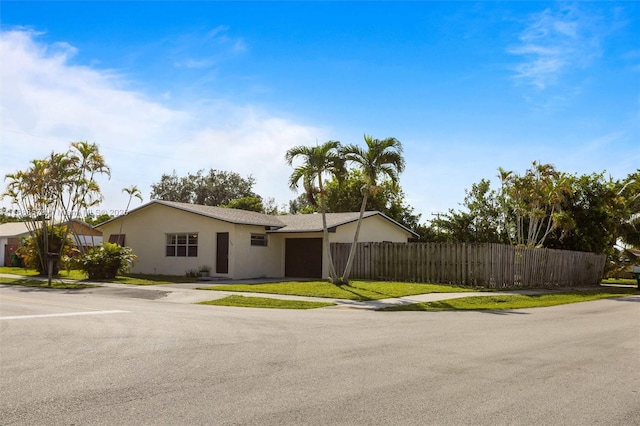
[99,204,288,279]
[231,225,283,279]
[0,238,7,266]
[100,204,232,277]
[330,215,412,243]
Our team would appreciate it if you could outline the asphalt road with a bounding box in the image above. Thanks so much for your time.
[1,285,638,425]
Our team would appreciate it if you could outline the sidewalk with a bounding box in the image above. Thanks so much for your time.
[1,273,596,311]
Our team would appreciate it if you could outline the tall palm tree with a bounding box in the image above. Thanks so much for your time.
[62,142,111,254]
[340,135,405,283]
[285,141,346,282]
[116,185,144,246]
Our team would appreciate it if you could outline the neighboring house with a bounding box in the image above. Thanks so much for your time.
[66,220,103,253]
[0,222,29,267]
[0,220,103,266]
[96,200,417,279]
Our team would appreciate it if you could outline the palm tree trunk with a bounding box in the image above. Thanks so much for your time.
[342,190,369,283]
[116,197,134,246]
[319,178,338,282]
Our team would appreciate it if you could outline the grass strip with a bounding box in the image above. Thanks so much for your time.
[0,267,195,285]
[0,277,97,289]
[601,278,638,286]
[383,288,639,311]
[199,295,335,309]
[198,280,470,301]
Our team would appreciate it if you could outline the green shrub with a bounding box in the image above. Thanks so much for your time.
[17,225,75,275]
[77,243,137,280]
[185,268,200,278]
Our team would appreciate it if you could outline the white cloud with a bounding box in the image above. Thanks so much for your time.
[173,26,246,69]
[0,30,325,214]
[177,58,215,69]
[508,5,602,89]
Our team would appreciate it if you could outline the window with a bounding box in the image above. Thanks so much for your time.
[166,233,198,257]
[108,234,125,246]
[251,233,268,247]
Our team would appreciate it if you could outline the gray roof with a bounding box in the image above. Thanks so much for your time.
[155,200,285,227]
[273,211,379,233]
[98,200,417,236]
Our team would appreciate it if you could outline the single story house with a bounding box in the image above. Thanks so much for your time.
[0,220,103,266]
[96,200,418,279]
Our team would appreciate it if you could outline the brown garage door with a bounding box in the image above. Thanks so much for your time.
[285,238,322,278]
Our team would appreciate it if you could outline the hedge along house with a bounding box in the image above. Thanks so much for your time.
[96,200,417,279]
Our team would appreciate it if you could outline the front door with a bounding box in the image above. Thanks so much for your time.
[216,232,229,274]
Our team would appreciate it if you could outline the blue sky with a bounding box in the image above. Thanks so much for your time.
[1,1,638,222]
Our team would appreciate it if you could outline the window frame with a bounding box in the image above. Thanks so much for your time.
[250,233,268,247]
[166,232,198,257]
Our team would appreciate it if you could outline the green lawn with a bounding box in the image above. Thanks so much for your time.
[0,267,195,285]
[383,288,639,311]
[0,267,88,280]
[0,266,51,277]
[199,295,335,309]
[198,280,470,301]
[601,278,638,286]
[0,277,97,289]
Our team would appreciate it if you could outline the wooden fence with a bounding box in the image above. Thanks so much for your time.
[330,242,607,288]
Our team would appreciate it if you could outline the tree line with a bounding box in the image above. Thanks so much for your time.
[422,163,639,275]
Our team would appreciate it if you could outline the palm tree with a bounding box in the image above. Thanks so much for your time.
[62,142,111,254]
[285,141,346,282]
[116,185,144,246]
[68,141,111,214]
[340,135,405,283]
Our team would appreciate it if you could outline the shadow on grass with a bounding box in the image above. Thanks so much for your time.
[379,298,534,314]
[475,309,531,315]
[0,278,96,292]
[336,284,377,301]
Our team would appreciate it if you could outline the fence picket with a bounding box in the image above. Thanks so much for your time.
[331,242,605,288]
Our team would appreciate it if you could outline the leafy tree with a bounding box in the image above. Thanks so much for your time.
[83,213,113,226]
[285,141,346,282]
[222,195,280,214]
[542,173,617,253]
[260,197,280,215]
[430,179,509,243]
[0,207,23,224]
[150,169,257,206]
[340,135,405,283]
[288,193,317,215]
[3,142,110,283]
[323,169,421,231]
[617,170,640,248]
[501,161,573,248]
[223,196,264,212]
[430,166,640,272]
